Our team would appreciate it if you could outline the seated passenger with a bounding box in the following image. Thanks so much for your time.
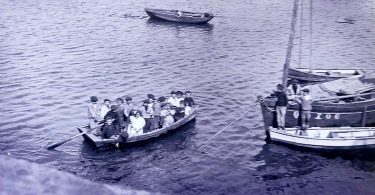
[104,105,119,125]
[184,102,192,116]
[128,110,145,137]
[161,104,175,127]
[101,116,120,139]
[167,91,180,108]
[184,91,195,107]
[176,91,184,106]
[174,101,186,121]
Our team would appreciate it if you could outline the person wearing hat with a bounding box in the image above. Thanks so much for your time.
[286,79,302,101]
[167,91,180,108]
[184,91,195,107]
[88,96,101,130]
[272,84,288,130]
[296,88,313,133]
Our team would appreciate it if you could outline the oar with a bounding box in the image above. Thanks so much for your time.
[46,132,86,150]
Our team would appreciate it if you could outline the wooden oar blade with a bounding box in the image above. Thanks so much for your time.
[46,132,86,150]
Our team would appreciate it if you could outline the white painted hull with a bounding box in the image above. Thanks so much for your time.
[269,127,375,150]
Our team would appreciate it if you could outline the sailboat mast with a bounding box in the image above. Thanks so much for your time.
[309,0,313,70]
[282,0,300,87]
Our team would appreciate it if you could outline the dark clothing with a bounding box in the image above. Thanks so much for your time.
[184,97,195,107]
[274,91,288,106]
[116,105,126,129]
[104,111,119,124]
[101,124,120,139]
[174,107,185,121]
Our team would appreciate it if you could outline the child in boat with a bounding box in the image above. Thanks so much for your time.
[128,110,146,137]
[184,91,195,107]
[101,116,120,139]
[161,103,175,127]
[184,101,192,116]
[296,88,313,132]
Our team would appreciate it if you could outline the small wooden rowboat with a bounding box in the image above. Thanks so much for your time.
[267,126,375,150]
[288,68,364,85]
[144,8,213,24]
[77,106,199,147]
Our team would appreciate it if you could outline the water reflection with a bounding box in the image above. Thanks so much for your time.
[146,18,214,32]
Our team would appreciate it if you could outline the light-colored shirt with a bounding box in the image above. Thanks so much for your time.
[185,106,191,116]
[100,105,110,120]
[168,97,181,107]
[130,116,145,130]
[123,103,133,117]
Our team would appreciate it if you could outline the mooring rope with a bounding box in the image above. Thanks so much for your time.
[194,105,254,150]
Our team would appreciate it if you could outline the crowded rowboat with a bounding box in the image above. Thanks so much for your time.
[81,90,197,147]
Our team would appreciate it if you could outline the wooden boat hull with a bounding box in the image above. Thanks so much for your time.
[260,98,375,129]
[268,127,375,150]
[144,8,213,24]
[288,68,364,85]
[77,106,199,147]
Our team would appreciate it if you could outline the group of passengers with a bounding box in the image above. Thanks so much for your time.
[87,91,195,140]
[271,79,312,133]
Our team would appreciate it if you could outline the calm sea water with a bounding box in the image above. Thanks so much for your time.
[1,0,375,194]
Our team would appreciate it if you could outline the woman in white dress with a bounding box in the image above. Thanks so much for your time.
[128,110,146,137]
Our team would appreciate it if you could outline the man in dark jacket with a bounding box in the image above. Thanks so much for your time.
[273,84,288,130]
[101,116,120,139]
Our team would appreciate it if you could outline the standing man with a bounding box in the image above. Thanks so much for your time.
[88,96,101,131]
[273,84,288,130]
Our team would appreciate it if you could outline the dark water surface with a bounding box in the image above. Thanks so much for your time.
[1,0,375,194]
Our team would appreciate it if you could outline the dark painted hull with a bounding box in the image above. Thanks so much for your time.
[288,68,364,85]
[260,97,375,130]
[144,8,213,24]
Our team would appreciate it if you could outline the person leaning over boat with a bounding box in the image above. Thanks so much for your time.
[286,79,302,100]
[296,88,313,132]
[88,96,101,131]
[271,84,288,130]
[128,110,146,137]
[100,99,111,121]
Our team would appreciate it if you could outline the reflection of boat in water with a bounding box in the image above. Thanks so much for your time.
[288,68,364,85]
[268,126,375,150]
[146,18,214,30]
[144,8,214,24]
[77,106,199,148]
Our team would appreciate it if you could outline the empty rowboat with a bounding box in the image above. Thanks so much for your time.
[144,8,213,24]
[267,126,375,150]
[77,106,198,148]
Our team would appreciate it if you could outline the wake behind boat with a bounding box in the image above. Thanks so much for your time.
[145,8,213,24]
[77,106,198,148]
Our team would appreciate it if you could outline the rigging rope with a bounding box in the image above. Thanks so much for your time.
[298,0,304,68]
[309,0,313,70]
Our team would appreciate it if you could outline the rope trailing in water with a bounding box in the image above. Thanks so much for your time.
[282,0,300,87]
[195,106,253,150]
